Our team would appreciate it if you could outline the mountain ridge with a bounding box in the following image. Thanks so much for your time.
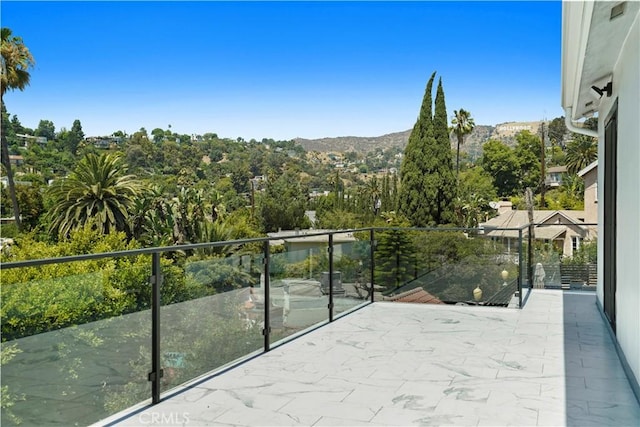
[295,121,545,160]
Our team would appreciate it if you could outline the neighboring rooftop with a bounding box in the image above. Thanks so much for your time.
[577,160,598,178]
[481,210,588,239]
[383,287,444,304]
[267,229,357,245]
[547,165,568,174]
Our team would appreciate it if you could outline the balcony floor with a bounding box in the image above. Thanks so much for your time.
[103,290,639,426]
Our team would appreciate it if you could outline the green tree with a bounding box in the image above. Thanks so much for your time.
[432,78,456,223]
[514,130,542,191]
[480,140,520,197]
[63,119,84,154]
[374,214,416,290]
[399,72,455,226]
[151,128,164,143]
[10,113,25,136]
[47,153,141,238]
[450,108,475,176]
[258,171,310,232]
[565,134,597,174]
[1,27,35,231]
[548,116,567,148]
[1,104,17,148]
[35,119,56,141]
[15,183,45,231]
[399,72,435,226]
[455,166,497,227]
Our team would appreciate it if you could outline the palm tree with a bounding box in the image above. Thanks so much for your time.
[1,27,35,231]
[47,153,141,238]
[565,134,597,174]
[450,109,475,177]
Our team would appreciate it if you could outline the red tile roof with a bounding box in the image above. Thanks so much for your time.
[384,288,444,304]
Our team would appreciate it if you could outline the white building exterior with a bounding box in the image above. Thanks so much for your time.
[562,0,640,399]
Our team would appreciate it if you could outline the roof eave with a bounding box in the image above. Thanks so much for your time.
[577,160,598,177]
[561,1,595,121]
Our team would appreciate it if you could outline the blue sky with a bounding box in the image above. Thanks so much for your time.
[2,1,564,141]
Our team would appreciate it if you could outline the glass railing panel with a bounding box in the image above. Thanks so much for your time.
[268,239,329,346]
[373,227,419,293]
[332,231,371,318]
[531,223,597,291]
[160,246,264,394]
[1,257,152,426]
[382,229,519,307]
[517,226,529,291]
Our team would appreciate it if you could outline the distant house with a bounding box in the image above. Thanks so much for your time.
[8,155,24,166]
[267,229,357,263]
[480,209,593,258]
[85,136,123,149]
[15,134,46,148]
[545,165,567,187]
[577,161,597,224]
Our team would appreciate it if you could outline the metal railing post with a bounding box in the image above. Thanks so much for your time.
[528,224,534,289]
[370,228,375,303]
[328,234,334,322]
[148,252,163,404]
[518,228,523,308]
[263,241,270,352]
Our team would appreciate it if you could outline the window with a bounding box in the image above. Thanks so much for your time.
[572,236,582,252]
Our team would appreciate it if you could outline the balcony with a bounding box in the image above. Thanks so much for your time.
[102,291,638,426]
[1,227,638,426]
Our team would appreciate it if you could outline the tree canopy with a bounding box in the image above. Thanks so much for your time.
[450,108,475,176]
[398,72,455,226]
[47,153,141,238]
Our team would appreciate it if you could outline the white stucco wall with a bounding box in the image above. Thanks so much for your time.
[597,11,640,385]
[582,168,597,224]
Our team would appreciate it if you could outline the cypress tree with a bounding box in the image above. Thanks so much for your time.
[432,78,456,224]
[398,72,436,226]
[398,72,456,226]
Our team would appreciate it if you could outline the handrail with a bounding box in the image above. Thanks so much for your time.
[0,225,524,269]
[0,227,373,269]
[2,224,580,425]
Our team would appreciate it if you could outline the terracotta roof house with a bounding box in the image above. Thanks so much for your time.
[383,288,444,304]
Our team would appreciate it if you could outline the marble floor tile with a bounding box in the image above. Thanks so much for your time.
[371,406,479,427]
[100,291,639,427]
[312,416,387,426]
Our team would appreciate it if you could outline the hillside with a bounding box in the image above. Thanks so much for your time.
[295,121,545,160]
[295,130,411,153]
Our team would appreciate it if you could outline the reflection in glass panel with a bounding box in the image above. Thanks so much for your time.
[268,241,329,346]
[160,249,264,393]
[382,229,520,307]
[531,224,597,291]
[333,232,372,317]
[1,258,152,426]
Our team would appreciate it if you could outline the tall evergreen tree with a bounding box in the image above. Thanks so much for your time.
[66,119,84,154]
[399,73,456,226]
[432,78,456,224]
[398,72,435,226]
